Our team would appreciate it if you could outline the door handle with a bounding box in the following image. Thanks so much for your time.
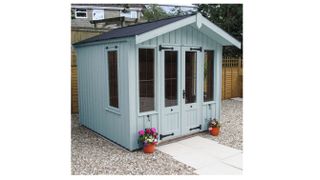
[182,90,186,99]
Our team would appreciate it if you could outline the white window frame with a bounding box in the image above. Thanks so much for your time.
[120,10,137,18]
[92,9,105,20]
[136,46,158,116]
[75,9,87,19]
[105,47,120,114]
[203,49,216,105]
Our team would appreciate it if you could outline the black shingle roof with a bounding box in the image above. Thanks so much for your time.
[73,14,194,46]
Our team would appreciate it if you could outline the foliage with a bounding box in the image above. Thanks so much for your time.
[208,118,221,130]
[142,4,170,21]
[168,6,196,16]
[196,4,243,57]
[138,128,158,145]
[71,9,75,19]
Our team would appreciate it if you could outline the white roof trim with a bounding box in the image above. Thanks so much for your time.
[72,6,142,11]
[135,15,196,44]
[198,14,241,48]
[135,13,241,49]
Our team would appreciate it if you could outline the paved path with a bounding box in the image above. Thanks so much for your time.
[157,136,242,175]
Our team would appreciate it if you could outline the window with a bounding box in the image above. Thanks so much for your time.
[139,48,155,112]
[165,51,178,107]
[92,9,104,20]
[204,50,214,102]
[107,51,119,108]
[75,9,87,18]
[120,10,138,18]
[185,52,197,104]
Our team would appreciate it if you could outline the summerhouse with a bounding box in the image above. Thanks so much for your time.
[73,13,241,151]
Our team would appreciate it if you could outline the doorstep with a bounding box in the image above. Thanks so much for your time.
[157,136,242,175]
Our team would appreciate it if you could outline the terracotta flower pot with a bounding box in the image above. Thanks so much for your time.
[143,143,155,153]
[211,127,220,136]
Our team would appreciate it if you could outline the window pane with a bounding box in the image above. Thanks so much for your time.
[139,49,155,112]
[165,51,178,107]
[108,51,119,108]
[76,9,87,18]
[204,50,214,102]
[185,52,197,104]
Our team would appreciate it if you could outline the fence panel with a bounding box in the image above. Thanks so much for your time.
[222,57,243,100]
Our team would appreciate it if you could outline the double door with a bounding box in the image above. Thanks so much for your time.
[160,46,202,141]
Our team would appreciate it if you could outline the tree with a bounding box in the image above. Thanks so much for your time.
[196,4,243,57]
[168,6,196,16]
[142,4,170,21]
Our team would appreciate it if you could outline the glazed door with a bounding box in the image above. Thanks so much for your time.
[160,47,181,140]
[181,47,202,135]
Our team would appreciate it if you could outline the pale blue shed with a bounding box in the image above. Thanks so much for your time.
[73,13,241,151]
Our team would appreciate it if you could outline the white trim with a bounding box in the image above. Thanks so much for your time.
[203,49,215,103]
[196,13,202,29]
[105,46,121,113]
[136,45,158,116]
[138,111,158,117]
[72,6,142,11]
[203,101,216,105]
[75,9,87,19]
[199,14,241,48]
[119,10,138,18]
[105,107,121,115]
[135,13,241,49]
[135,15,196,44]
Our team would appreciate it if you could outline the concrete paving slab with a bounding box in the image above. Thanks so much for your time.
[157,136,243,175]
[195,161,242,175]
[156,142,194,157]
[176,136,218,149]
[222,153,243,169]
[173,151,220,169]
[202,143,241,159]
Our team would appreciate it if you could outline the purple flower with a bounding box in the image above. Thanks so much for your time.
[138,130,145,135]
[151,128,157,133]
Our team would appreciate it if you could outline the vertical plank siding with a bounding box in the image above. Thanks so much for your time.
[75,23,237,150]
[71,30,103,113]
[76,41,130,150]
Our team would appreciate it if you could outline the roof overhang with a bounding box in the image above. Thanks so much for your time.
[71,5,143,11]
[135,13,241,49]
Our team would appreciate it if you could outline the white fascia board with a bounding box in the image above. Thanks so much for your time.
[72,6,142,11]
[199,15,241,49]
[135,15,196,44]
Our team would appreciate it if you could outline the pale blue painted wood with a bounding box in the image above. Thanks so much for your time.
[76,40,131,150]
[141,25,219,48]
[76,22,224,151]
[134,23,223,144]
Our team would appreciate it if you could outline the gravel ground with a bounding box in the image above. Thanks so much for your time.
[71,99,242,175]
[199,99,243,150]
[71,114,196,175]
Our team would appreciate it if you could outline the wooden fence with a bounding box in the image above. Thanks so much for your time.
[222,57,243,100]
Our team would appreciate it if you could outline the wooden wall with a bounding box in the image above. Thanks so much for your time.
[71,30,102,113]
[76,41,131,150]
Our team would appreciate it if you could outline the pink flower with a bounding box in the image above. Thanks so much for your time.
[151,128,156,133]
[138,130,145,135]
[145,128,151,134]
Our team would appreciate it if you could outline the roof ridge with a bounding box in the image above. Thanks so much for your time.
[108,13,195,31]
[73,13,196,46]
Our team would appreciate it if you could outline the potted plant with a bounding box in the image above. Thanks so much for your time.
[138,128,158,153]
[208,119,221,136]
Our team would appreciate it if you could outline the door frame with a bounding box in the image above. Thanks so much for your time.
[159,45,204,141]
[180,46,203,135]
[159,45,182,141]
